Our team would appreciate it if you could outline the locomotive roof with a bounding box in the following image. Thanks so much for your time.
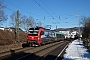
[29,27,51,30]
[54,32,64,34]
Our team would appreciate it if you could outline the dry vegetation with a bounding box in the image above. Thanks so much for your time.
[0,29,27,45]
[81,17,90,51]
[0,29,27,52]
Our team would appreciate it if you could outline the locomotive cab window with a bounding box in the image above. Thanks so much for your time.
[28,28,39,36]
[40,31,44,35]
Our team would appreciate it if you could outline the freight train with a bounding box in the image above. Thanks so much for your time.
[26,27,65,46]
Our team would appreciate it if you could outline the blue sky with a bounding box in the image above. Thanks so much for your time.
[2,0,90,30]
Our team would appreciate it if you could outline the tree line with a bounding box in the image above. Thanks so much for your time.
[81,17,90,51]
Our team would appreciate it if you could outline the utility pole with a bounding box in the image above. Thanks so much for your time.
[15,10,19,42]
[56,25,57,29]
[78,16,80,38]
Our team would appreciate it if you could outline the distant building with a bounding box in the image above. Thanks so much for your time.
[0,27,4,30]
[70,31,78,39]
[59,30,80,39]
[0,27,24,32]
[4,28,13,31]
[59,31,71,39]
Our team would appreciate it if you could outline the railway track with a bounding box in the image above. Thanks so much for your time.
[0,46,35,60]
[16,40,70,60]
[0,40,69,60]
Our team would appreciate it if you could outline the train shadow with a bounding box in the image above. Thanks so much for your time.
[22,43,30,48]
[1,50,64,60]
[1,50,40,60]
[22,43,41,48]
[41,55,63,60]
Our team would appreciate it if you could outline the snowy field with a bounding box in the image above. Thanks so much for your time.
[63,39,90,60]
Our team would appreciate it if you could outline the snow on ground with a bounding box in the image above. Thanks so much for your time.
[63,38,90,60]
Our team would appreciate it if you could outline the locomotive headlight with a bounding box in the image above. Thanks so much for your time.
[38,37,40,40]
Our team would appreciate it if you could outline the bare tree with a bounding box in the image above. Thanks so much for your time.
[27,16,35,27]
[36,21,42,27]
[10,11,21,28]
[81,17,90,49]
[10,12,16,27]
[81,17,90,38]
[20,16,35,32]
[0,0,7,25]
[19,15,26,30]
[10,11,36,32]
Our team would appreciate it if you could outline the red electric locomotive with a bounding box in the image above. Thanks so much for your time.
[27,26,55,46]
[27,27,44,46]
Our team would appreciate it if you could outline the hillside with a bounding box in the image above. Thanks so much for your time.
[54,27,83,32]
[0,29,27,53]
[0,29,27,45]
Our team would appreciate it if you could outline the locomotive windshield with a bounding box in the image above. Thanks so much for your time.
[28,28,39,36]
